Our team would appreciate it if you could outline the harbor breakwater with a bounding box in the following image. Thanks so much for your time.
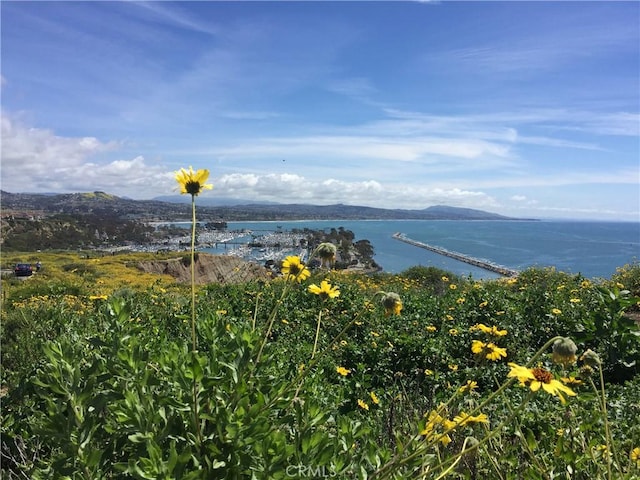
[392,232,519,277]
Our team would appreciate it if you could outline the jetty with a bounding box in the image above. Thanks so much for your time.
[392,232,519,277]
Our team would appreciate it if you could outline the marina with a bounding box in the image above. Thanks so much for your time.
[392,232,519,277]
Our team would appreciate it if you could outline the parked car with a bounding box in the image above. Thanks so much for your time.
[14,263,33,277]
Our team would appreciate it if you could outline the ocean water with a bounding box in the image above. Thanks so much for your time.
[209,220,639,280]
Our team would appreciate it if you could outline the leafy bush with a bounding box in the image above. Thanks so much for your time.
[2,261,639,479]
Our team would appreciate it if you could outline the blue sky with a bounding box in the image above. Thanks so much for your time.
[1,1,638,220]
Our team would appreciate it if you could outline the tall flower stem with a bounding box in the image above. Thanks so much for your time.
[255,282,291,365]
[189,194,202,444]
[311,309,323,359]
[174,166,211,448]
[190,195,197,352]
[590,364,619,478]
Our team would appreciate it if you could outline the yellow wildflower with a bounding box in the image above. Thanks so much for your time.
[281,256,310,283]
[485,343,507,361]
[551,308,562,315]
[308,280,340,300]
[357,399,369,411]
[471,323,507,336]
[630,447,640,467]
[453,411,489,426]
[175,166,213,196]
[459,380,478,393]
[507,363,577,404]
[472,340,507,361]
[420,409,453,445]
[336,366,351,376]
[426,325,437,332]
[560,376,583,386]
[449,284,457,290]
[370,392,380,405]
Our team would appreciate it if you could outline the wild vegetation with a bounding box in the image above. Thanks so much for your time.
[2,170,639,478]
[2,250,639,478]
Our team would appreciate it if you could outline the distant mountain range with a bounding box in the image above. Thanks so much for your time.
[1,191,532,221]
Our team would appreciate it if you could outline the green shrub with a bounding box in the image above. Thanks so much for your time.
[2,265,639,479]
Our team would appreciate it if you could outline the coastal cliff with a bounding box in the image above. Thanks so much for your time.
[136,254,270,285]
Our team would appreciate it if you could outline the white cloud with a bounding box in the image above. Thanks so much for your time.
[0,114,171,196]
[214,172,496,209]
[1,112,636,220]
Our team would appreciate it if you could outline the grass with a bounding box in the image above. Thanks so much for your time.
[1,252,639,479]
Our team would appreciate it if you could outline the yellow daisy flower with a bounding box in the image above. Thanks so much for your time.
[459,380,478,393]
[471,340,507,361]
[560,376,583,386]
[471,339,486,354]
[472,323,507,336]
[630,447,640,467]
[507,363,577,404]
[175,166,213,196]
[357,399,369,411]
[336,366,351,376]
[281,256,310,283]
[485,343,507,361]
[308,280,340,300]
[453,411,489,426]
[420,410,453,445]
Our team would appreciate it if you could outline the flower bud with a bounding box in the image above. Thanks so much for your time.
[578,365,594,379]
[381,292,402,316]
[580,349,601,367]
[552,337,578,367]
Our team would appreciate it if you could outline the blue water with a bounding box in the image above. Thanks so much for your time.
[207,220,639,280]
